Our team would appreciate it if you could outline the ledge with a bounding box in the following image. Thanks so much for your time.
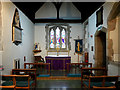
[108,60,120,66]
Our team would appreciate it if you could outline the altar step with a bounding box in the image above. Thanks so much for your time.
[37,76,81,80]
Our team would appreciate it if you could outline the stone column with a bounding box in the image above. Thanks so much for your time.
[0,1,2,51]
[0,1,2,73]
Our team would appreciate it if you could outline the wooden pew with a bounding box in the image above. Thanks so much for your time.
[66,63,92,77]
[0,75,30,90]
[12,69,36,89]
[81,67,107,89]
[24,63,50,77]
[85,75,119,90]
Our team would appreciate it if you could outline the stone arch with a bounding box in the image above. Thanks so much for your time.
[95,27,107,68]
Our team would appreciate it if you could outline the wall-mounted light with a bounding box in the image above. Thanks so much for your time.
[90,35,93,38]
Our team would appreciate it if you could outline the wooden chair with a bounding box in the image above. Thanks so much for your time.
[12,69,36,89]
[0,75,30,90]
[81,67,107,89]
[0,75,16,90]
[84,76,119,90]
[66,63,92,77]
[24,63,50,77]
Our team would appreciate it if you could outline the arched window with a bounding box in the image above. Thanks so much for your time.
[56,27,60,48]
[50,29,54,48]
[46,24,71,51]
[61,29,66,48]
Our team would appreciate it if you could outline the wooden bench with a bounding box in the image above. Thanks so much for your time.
[0,75,30,90]
[24,63,50,77]
[83,75,119,90]
[81,67,107,89]
[66,63,92,77]
[12,69,36,89]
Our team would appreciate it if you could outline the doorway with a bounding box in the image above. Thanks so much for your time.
[95,30,106,68]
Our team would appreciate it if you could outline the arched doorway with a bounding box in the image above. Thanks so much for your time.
[95,27,107,68]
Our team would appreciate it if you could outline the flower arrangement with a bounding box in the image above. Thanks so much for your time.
[0,65,4,71]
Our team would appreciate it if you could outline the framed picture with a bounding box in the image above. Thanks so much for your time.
[12,26,23,45]
[75,39,83,54]
[96,6,103,27]
[12,8,23,45]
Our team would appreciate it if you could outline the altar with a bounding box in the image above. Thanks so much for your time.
[45,56,71,70]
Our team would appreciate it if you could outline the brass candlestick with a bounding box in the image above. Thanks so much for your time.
[56,47,60,56]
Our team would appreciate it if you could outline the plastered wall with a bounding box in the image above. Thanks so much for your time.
[1,2,34,74]
[34,23,84,63]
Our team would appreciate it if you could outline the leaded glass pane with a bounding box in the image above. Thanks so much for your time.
[50,29,54,48]
[56,27,60,48]
[61,29,66,48]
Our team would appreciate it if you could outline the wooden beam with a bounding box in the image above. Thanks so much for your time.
[53,2,62,19]
[35,19,82,23]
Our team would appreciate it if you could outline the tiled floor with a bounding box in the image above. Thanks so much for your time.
[37,80,82,89]
[36,70,82,90]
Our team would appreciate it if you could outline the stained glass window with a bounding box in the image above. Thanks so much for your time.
[46,24,71,51]
[56,27,60,48]
[61,29,65,48]
[50,29,54,48]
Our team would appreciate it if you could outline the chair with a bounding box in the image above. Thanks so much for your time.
[12,69,36,89]
[85,76,119,90]
[0,75,16,90]
[0,75,31,90]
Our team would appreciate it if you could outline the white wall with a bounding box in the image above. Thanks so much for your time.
[34,23,84,63]
[2,2,34,74]
[69,24,84,63]
[87,2,120,75]
[88,12,97,65]
[0,51,2,65]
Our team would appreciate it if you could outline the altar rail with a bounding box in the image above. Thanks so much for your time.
[66,63,92,75]
[24,63,50,75]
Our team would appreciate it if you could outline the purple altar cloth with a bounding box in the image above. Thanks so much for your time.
[45,56,71,70]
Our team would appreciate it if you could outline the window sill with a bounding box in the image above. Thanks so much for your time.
[47,50,69,52]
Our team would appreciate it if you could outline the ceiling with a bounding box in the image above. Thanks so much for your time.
[12,2,104,23]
